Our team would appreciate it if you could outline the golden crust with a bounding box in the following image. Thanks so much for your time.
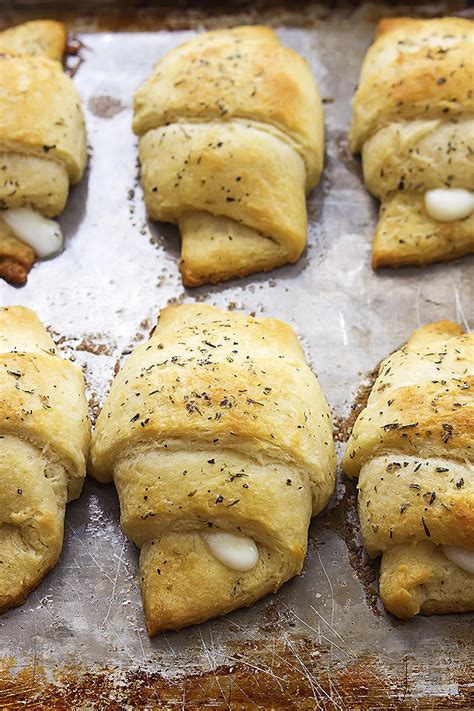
[90,304,336,633]
[344,321,473,475]
[0,306,90,497]
[0,305,57,353]
[0,54,86,184]
[358,455,473,555]
[362,120,474,200]
[179,211,292,286]
[0,152,70,217]
[140,532,300,635]
[372,192,474,268]
[133,25,323,188]
[139,122,307,284]
[133,26,323,286]
[408,319,464,344]
[0,436,68,613]
[120,447,311,634]
[0,22,86,285]
[0,218,35,286]
[0,20,67,62]
[350,18,474,151]
[91,304,336,509]
[0,306,90,613]
[380,542,474,618]
[350,17,474,268]
[343,320,473,618]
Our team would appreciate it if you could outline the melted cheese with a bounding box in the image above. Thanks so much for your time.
[424,188,474,223]
[442,545,474,575]
[2,208,63,258]
[201,531,259,572]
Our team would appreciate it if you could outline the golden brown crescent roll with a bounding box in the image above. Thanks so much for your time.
[0,20,87,286]
[0,306,90,613]
[349,17,474,269]
[343,321,474,619]
[133,26,324,286]
[90,304,336,634]
[0,19,66,61]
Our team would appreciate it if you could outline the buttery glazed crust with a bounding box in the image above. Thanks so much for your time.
[0,306,90,613]
[372,192,474,269]
[0,21,87,285]
[343,321,474,618]
[133,26,324,286]
[350,17,474,268]
[0,54,86,184]
[380,542,474,619]
[0,20,67,62]
[90,304,336,634]
[0,20,67,61]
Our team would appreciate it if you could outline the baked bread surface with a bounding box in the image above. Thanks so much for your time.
[90,304,336,634]
[349,17,474,268]
[0,20,66,61]
[343,320,474,618]
[133,26,324,286]
[0,20,87,285]
[0,306,90,613]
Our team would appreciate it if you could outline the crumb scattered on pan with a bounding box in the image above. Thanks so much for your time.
[65,33,86,77]
[76,337,113,356]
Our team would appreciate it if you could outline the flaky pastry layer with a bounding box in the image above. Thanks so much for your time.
[133,26,324,285]
[90,304,336,633]
[343,320,474,618]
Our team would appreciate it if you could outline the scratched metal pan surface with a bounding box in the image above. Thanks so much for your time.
[0,3,473,709]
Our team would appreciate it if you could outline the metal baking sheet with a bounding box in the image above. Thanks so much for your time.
[0,3,473,708]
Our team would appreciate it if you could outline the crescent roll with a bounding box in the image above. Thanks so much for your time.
[90,304,336,634]
[343,321,474,619]
[133,26,324,286]
[349,17,474,269]
[0,20,87,286]
[0,306,90,613]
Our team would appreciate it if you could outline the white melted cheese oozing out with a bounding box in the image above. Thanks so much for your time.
[424,188,474,223]
[2,208,63,259]
[442,545,474,575]
[201,531,259,572]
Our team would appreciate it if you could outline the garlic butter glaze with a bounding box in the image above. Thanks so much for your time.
[343,320,474,618]
[349,17,474,267]
[424,189,474,223]
[442,545,474,575]
[201,531,259,572]
[89,304,336,634]
[2,208,63,258]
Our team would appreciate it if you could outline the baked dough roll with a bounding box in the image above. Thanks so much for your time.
[90,304,336,634]
[0,20,87,286]
[343,321,474,619]
[133,26,324,286]
[349,17,474,269]
[0,19,66,61]
[0,306,90,613]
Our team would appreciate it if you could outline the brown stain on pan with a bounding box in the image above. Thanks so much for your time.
[332,365,379,445]
[75,334,114,355]
[1,644,472,710]
[88,95,125,119]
